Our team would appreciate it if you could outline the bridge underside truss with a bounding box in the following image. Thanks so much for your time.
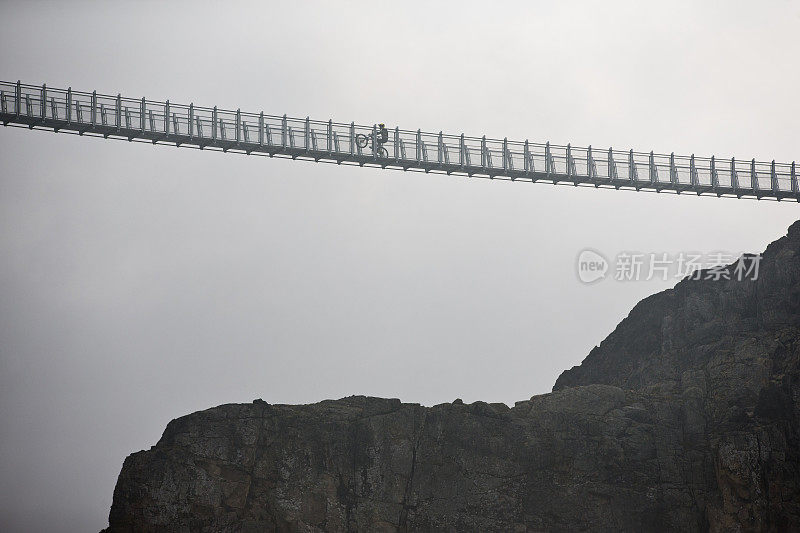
[2,81,798,201]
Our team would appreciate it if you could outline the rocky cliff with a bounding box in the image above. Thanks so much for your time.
[105,221,800,532]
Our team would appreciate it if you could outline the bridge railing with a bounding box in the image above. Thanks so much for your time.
[1,80,797,200]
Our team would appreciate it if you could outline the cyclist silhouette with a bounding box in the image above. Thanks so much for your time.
[355,123,389,158]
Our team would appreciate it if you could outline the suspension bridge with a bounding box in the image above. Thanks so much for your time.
[1,80,797,201]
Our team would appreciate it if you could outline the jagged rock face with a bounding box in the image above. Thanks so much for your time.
[105,222,800,532]
[554,221,800,393]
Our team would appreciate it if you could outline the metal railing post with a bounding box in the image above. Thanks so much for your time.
[15,80,20,118]
[629,150,637,183]
[690,155,698,188]
[587,145,594,181]
[189,104,194,139]
[751,158,758,192]
[545,141,551,177]
[91,90,97,128]
[328,120,333,155]
[792,162,798,195]
[416,130,422,162]
[212,106,218,141]
[305,117,310,152]
[567,143,574,182]
[523,140,530,174]
[483,136,489,170]
[608,148,617,180]
[66,87,72,123]
[258,112,263,146]
[771,160,778,193]
[140,98,145,133]
[669,152,677,185]
[40,84,46,122]
[235,109,241,144]
[348,122,354,155]
[164,100,170,135]
[650,151,657,184]
[115,94,121,131]
[503,137,508,173]
[731,157,738,193]
[394,127,400,161]
[710,156,718,191]
[589,146,598,185]
[461,134,467,168]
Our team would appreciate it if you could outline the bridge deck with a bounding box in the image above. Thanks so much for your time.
[1,80,797,201]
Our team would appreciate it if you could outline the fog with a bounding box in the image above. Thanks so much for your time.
[1,1,798,531]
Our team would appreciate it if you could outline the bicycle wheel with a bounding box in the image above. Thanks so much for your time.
[377,146,388,158]
[355,134,369,148]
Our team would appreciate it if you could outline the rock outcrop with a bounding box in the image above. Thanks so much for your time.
[105,221,800,532]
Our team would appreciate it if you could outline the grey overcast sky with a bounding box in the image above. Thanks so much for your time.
[1,1,798,531]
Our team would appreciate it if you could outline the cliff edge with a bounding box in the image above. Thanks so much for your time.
[105,221,800,532]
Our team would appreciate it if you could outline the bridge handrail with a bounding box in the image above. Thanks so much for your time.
[1,80,797,200]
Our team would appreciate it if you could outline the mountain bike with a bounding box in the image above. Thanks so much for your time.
[355,131,388,158]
